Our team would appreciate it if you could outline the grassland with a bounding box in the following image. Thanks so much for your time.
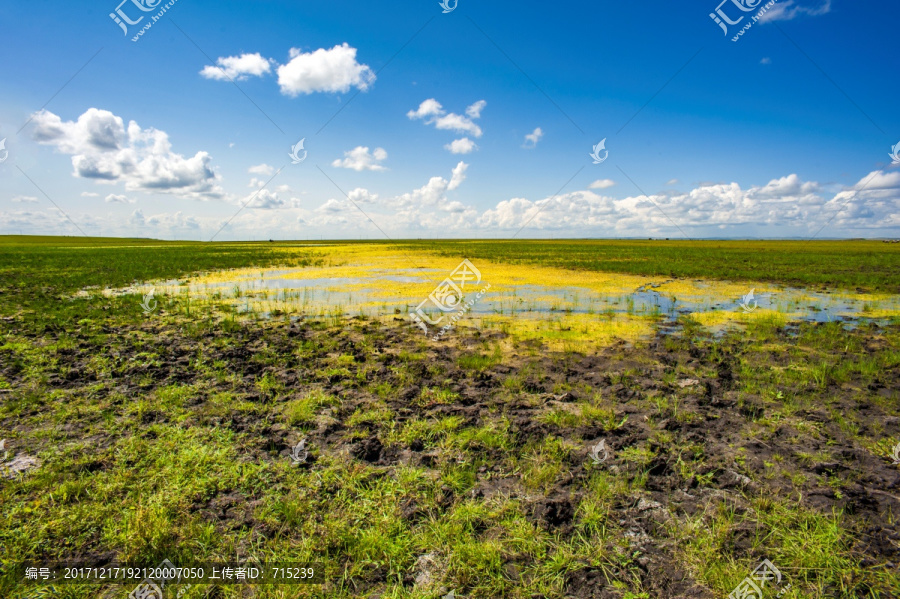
[1,236,899,599]
[400,239,900,294]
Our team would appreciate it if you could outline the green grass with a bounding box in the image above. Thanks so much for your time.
[398,239,900,293]
[1,236,899,598]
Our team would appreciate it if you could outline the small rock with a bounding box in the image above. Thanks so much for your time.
[412,552,443,588]
[2,454,41,478]
[636,498,663,512]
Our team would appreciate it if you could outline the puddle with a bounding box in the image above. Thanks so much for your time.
[97,245,900,347]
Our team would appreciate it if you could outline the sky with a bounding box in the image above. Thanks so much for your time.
[0,0,898,241]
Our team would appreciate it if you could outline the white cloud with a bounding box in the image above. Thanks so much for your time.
[760,57,772,65]
[31,108,224,201]
[11,196,39,203]
[760,0,832,23]
[249,163,275,176]
[200,53,272,81]
[445,138,477,154]
[105,194,135,204]
[407,98,485,138]
[433,113,483,137]
[146,211,201,229]
[466,100,487,119]
[523,127,543,148]
[449,161,468,191]
[755,174,820,198]
[243,188,284,210]
[80,191,99,197]
[589,179,616,190]
[387,162,469,211]
[473,172,900,236]
[407,99,443,119]
[331,146,388,171]
[277,43,375,96]
[318,198,345,213]
[666,179,679,186]
[347,188,378,203]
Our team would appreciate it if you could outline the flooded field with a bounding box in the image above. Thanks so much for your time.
[112,245,900,348]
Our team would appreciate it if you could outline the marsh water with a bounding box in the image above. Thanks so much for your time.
[143,264,900,331]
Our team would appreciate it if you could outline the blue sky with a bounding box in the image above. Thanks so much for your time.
[0,0,898,240]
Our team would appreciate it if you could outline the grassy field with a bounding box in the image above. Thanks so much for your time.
[1,236,899,599]
[400,239,900,294]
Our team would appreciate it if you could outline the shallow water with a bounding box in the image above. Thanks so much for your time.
[158,265,900,324]
[108,246,899,347]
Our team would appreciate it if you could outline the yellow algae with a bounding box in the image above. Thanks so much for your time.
[690,309,792,328]
[481,313,656,351]
[119,243,900,348]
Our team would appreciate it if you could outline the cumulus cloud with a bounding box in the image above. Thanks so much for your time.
[445,138,477,154]
[105,194,135,204]
[466,100,487,119]
[249,163,275,176]
[147,211,201,229]
[332,146,388,171]
[277,43,375,96]
[449,161,468,191]
[407,99,443,120]
[200,53,272,81]
[31,108,224,201]
[243,188,284,210]
[475,171,899,236]
[384,162,469,212]
[347,188,378,203]
[128,208,201,230]
[589,179,616,190]
[760,0,832,23]
[407,99,486,138]
[317,198,345,213]
[523,127,543,148]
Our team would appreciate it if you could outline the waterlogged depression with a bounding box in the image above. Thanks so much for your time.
[99,246,900,347]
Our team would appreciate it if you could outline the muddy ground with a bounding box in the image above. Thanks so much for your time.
[2,314,899,598]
